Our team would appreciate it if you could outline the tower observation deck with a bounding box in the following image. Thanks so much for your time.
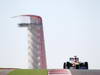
[18,15,47,69]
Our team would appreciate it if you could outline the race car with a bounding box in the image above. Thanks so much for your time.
[63,56,88,69]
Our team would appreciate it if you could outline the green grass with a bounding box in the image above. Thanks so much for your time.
[8,69,48,75]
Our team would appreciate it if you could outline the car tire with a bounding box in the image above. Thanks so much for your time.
[67,62,71,69]
[63,62,67,69]
[84,62,88,69]
[76,65,80,69]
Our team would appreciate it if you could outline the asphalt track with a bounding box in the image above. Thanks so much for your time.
[70,70,100,75]
[49,69,100,75]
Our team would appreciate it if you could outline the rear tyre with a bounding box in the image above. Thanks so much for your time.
[84,62,88,69]
[76,65,80,69]
[63,62,67,69]
[67,62,71,69]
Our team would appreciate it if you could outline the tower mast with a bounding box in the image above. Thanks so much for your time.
[18,15,47,69]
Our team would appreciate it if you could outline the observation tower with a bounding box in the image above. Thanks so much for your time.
[18,15,47,69]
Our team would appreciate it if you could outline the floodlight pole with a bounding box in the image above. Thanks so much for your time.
[18,15,47,69]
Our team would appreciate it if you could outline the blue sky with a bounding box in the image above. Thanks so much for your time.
[0,0,100,69]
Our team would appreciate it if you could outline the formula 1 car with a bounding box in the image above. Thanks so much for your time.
[63,56,88,69]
